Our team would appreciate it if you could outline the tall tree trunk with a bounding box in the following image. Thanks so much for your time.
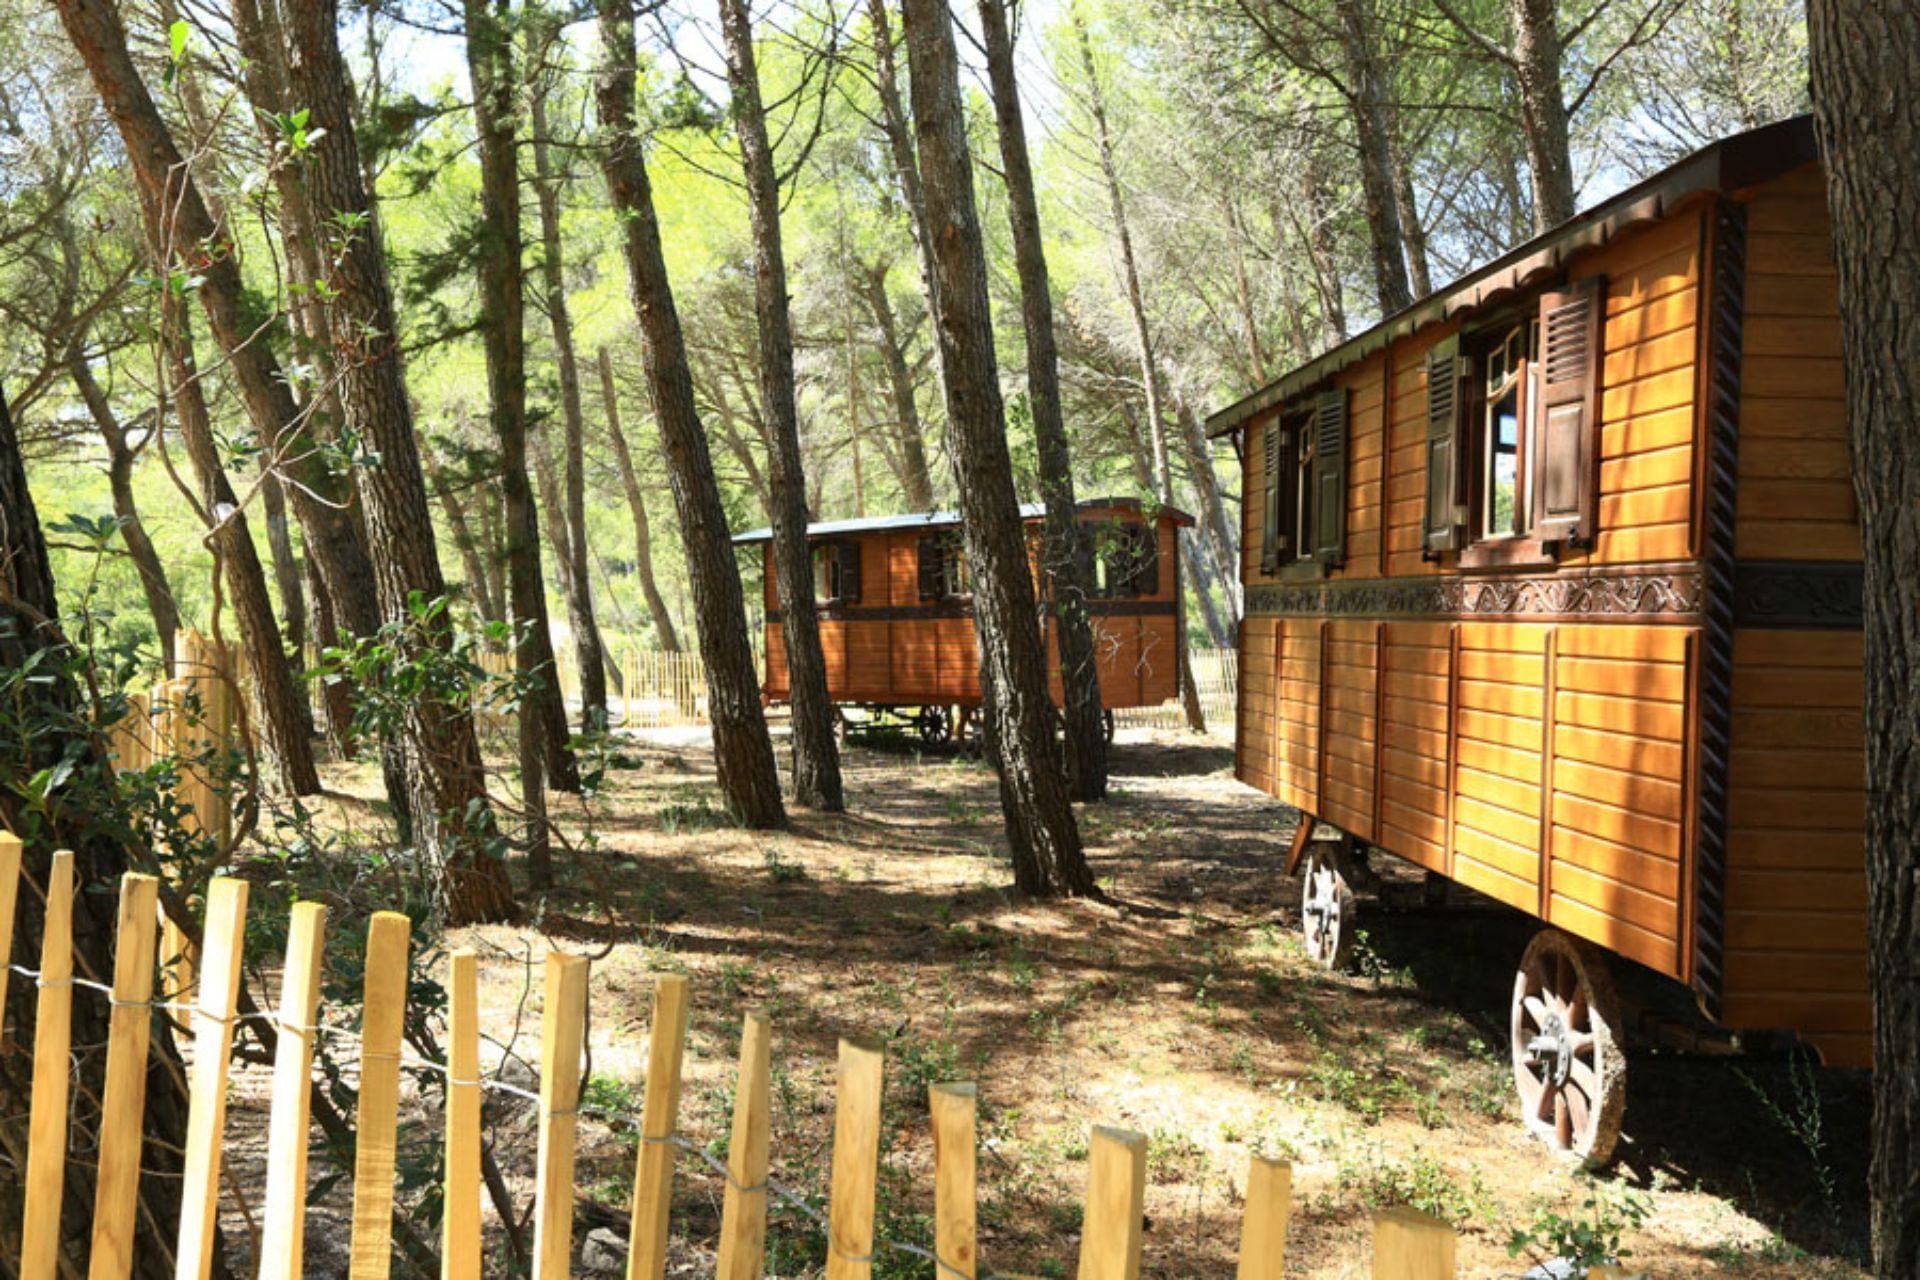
[719,0,844,811]
[258,471,308,653]
[1222,194,1270,384]
[868,0,940,321]
[479,479,510,634]
[0,383,194,1280]
[902,0,1092,895]
[596,0,785,827]
[281,0,515,923]
[1333,0,1414,314]
[529,83,611,729]
[598,348,682,653]
[465,0,580,812]
[701,360,776,517]
[1175,396,1241,631]
[430,450,505,624]
[1296,158,1350,345]
[1508,0,1577,231]
[1391,135,1434,298]
[980,0,1106,801]
[858,264,937,509]
[1807,7,1920,1272]
[67,348,181,671]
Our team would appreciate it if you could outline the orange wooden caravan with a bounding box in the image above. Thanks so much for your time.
[1210,116,1866,1163]
[735,499,1192,742]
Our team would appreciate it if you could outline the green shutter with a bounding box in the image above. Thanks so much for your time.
[1423,335,1463,554]
[1260,420,1282,572]
[1312,388,1348,565]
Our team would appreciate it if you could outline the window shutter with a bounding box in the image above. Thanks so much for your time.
[1422,335,1463,554]
[1131,523,1159,596]
[1531,276,1605,546]
[917,535,940,599]
[838,541,862,603]
[1312,387,1348,565]
[1259,421,1282,573]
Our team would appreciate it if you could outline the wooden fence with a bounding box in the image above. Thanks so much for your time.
[0,834,1644,1280]
[1111,646,1238,737]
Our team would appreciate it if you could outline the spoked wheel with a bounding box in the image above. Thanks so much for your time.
[1511,929,1627,1165]
[916,707,952,746]
[1300,852,1355,969]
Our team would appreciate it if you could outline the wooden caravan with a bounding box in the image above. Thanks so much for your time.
[1211,116,1865,1162]
[735,499,1193,740]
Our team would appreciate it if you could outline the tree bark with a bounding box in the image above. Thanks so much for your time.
[596,0,785,827]
[1807,6,1920,1272]
[901,0,1093,895]
[719,0,844,811]
[280,0,516,922]
[1175,396,1241,632]
[430,449,505,625]
[868,0,941,323]
[529,80,611,730]
[1508,0,1577,230]
[858,263,938,509]
[258,470,308,654]
[0,382,195,1280]
[598,348,682,653]
[1333,0,1414,314]
[1296,157,1350,346]
[980,0,1106,801]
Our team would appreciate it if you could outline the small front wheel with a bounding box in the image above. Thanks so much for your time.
[1300,852,1355,969]
[916,707,953,746]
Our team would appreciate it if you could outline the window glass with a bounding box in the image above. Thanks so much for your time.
[1294,428,1316,560]
[1481,324,1528,540]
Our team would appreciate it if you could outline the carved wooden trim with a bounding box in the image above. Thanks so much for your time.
[1243,566,1703,622]
[1730,560,1864,629]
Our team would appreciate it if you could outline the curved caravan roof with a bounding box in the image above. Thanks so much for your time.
[730,496,1195,545]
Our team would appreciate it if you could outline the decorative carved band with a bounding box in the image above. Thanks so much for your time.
[1730,560,1864,629]
[769,598,1178,625]
[1242,567,1703,621]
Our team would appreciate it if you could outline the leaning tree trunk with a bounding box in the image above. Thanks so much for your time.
[281,0,515,923]
[598,349,682,653]
[529,86,611,730]
[902,0,1092,896]
[719,0,845,812]
[1333,0,1414,314]
[980,0,1106,801]
[1508,0,1577,231]
[596,0,784,827]
[0,382,195,1280]
[1807,6,1920,1272]
[859,265,937,510]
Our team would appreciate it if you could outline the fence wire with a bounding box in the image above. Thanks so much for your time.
[6,961,1009,1280]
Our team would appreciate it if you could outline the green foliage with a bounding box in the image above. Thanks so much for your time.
[1737,1049,1840,1217]
[1507,1180,1651,1270]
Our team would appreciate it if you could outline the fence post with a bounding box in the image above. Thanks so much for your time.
[22,849,76,1280]
[87,872,159,1280]
[444,951,483,1280]
[0,832,19,1042]
[1076,1126,1148,1280]
[1235,1155,1292,1280]
[175,875,251,1280]
[349,911,413,1280]
[716,1010,772,1280]
[627,973,690,1280]
[259,902,329,1280]
[826,1038,885,1280]
[1372,1207,1456,1279]
[931,1082,978,1279]
[534,953,590,1280]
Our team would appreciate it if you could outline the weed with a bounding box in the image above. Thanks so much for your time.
[1737,1049,1838,1217]
[761,844,807,883]
[1344,1146,1493,1225]
[891,1029,962,1105]
[1146,1126,1207,1184]
[1507,1180,1651,1270]
[659,795,735,833]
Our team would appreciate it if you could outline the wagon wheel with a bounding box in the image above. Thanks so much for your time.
[917,707,952,746]
[1510,929,1627,1165]
[1299,852,1355,970]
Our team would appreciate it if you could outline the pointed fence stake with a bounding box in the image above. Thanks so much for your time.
[534,953,590,1280]
[825,1038,885,1280]
[1076,1126,1147,1280]
[716,1010,772,1280]
[87,873,160,1280]
[22,850,76,1280]
[258,902,329,1280]
[627,973,690,1280]
[443,951,483,1280]
[931,1082,978,1279]
[174,876,250,1280]
[348,912,412,1280]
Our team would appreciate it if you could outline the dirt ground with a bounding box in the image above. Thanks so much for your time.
[229,725,1873,1279]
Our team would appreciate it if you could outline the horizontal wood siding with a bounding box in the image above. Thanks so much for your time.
[1721,628,1868,1065]
[1384,332,1452,578]
[1735,165,1858,561]
[1319,621,1380,840]
[1274,620,1322,814]
[1377,623,1452,872]
[1450,623,1547,913]
[1237,617,1278,793]
[1343,359,1386,578]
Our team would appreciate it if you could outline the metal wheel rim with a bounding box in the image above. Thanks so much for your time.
[1300,854,1353,969]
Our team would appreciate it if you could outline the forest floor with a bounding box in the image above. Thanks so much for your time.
[230,726,1873,1279]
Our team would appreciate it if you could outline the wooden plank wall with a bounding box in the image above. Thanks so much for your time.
[1319,622,1379,841]
[1721,630,1868,1065]
[1449,624,1548,916]
[1736,165,1856,560]
[1272,621,1322,814]
[1377,624,1452,872]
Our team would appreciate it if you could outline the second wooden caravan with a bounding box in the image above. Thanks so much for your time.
[734,499,1192,741]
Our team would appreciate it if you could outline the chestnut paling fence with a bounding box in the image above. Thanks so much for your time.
[0,834,1648,1280]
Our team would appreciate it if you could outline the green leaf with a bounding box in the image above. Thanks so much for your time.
[169,20,189,61]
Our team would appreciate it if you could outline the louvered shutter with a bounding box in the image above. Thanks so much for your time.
[838,541,862,603]
[1531,277,1606,546]
[1422,335,1463,553]
[917,535,941,599]
[1312,388,1348,564]
[1259,420,1283,572]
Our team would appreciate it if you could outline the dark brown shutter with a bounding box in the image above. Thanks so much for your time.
[1531,276,1605,546]
[917,535,940,599]
[1422,335,1463,554]
[1131,523,1159,596]
[1312,388,1348,564]
[1259,420,1282,572]
[838,541,862,603]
